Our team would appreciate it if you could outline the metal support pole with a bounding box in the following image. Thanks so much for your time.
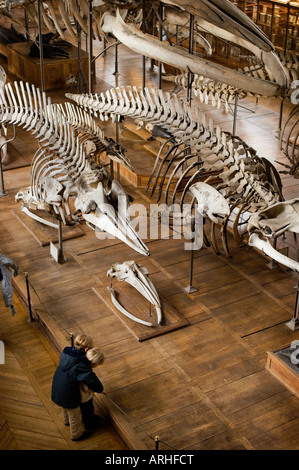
[158,2,163,89]
[71,333,74,347]
[58,219,66,264]
[25,272,36,323]
[184,216,198,294]
[115,117,120,182]
[24,8,30,41]
[113,40,119,76]
[276,98,284,137]
[142,0,146,88]
[155,436,160,451]
[37,0,45,93]
[77,21,83,93]
[88,0,93,93]
[0,152,7,197]
[285,279,299,331]
[232,93,238,136]
[267,237,279,269]
[187,14,195,105]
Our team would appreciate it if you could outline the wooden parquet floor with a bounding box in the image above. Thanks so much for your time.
[0,30,299,451]
[0,293,128,450]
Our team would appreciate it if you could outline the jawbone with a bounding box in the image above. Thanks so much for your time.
[101,0,287,97]
[249,233,299,273]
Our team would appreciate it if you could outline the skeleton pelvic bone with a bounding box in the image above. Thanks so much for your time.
[107,261,162,327]
[189,182,230,224]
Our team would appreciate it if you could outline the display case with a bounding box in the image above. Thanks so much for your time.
[235,0,299,53]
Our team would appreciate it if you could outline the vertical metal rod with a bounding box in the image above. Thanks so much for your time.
[174,25,179,76]
[149,8,155,71]
[113,40,119,75]
[71,334,74,347]
[25,272,35,322]
[187,14,195,105]
[58,219,63,254]
[24,8,30,41]
[155,436,160,451]
[277,98,284,135]
[88,0,93,93]
[57,219,66,264]
[0,150,8,197]
[184,216,198,293]
[286,279,299,331]
[233,93,238,136]
[158,2,163,89]
[115,116,120,182]
[37,0,45,93]
[77,22,83,93]
[142,0,146,88]
[189,216,195,287]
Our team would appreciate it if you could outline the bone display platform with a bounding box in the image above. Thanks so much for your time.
[6,41,93,91]
[0,37,299,450]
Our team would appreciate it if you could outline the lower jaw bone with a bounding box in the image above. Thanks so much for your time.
[101,10,284,97]
[249,233,299,272]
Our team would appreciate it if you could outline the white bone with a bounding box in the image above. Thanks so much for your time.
[249,233,299,272]
[107,260,162,325]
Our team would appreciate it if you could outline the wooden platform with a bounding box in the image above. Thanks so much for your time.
[6,41,92,91]
[267,347,299,398]
[93,283,188,342]
[13,209,84,246]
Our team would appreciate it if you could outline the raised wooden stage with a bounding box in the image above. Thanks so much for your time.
[0,40,298,450]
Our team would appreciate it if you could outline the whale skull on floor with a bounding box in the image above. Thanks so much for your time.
[107,260,162,327]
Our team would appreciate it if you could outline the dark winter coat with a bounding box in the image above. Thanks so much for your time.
[51,347,104,409]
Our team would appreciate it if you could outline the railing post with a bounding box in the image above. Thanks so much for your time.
[25,272,36,323]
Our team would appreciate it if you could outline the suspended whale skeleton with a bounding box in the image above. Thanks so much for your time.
[107,260,162,327]
[0,80,148,256]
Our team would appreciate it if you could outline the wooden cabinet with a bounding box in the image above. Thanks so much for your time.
[6,41,94,91]
[235,0,299,53]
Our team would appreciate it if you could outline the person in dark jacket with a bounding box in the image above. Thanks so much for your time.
[51,338,104,441]
[79,348,105,430]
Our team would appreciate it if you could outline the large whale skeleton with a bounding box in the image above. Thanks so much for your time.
[0,80,149,256]
[67,83,299,274]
